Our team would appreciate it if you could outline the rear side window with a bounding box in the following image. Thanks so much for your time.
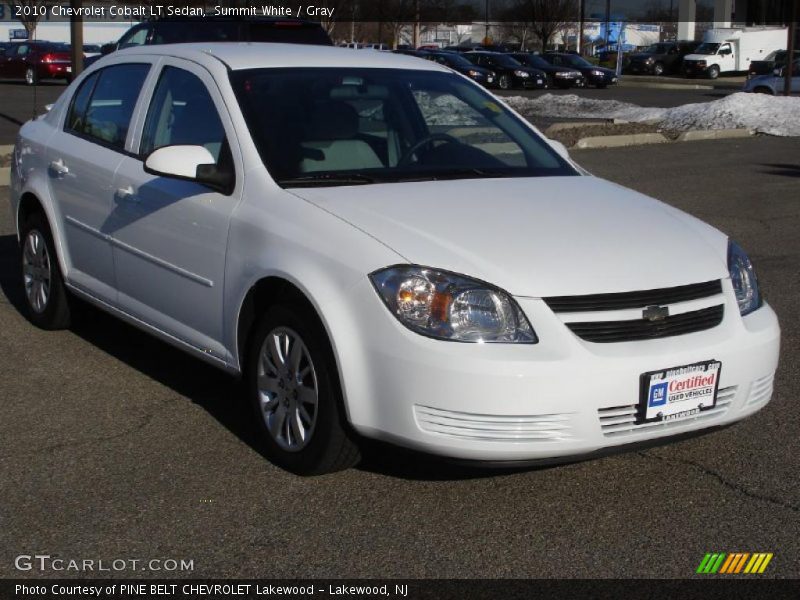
[66,64,150,150]
[66,71,99,132]
[140,66,227,164]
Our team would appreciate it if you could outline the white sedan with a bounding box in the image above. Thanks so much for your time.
[9,43,780,474]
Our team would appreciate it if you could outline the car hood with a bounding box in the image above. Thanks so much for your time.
[290,177,729,298]
[685,53,714,61]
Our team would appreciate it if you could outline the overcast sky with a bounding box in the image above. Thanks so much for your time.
[482,0,716,21]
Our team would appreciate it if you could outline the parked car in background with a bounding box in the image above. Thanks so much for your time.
[748,49,800,78]
[425,51,496,87]
[392,49,430,58]
[87,17,332,66]
[82,44,102,58]
[626,41,700,76]
[542,53,618,88]
[0,41,74,85]
[743,60,800,94]
[11,44,780,475]
[507,52,584,88]
[464,51,546,90]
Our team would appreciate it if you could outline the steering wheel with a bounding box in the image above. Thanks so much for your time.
[397,133,460,167]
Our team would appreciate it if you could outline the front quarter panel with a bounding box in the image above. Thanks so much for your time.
[224,174,405,396]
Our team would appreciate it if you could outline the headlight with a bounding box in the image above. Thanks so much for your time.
[697,60,707,66]
[591,69,604,76]
[467,69,481,77]
[645,57,655,64]
[370,266,537,344]
[728,240,761,316]
[514,70,531,78]
[555,71,568,77]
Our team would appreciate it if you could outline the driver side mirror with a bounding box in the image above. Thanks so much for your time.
[774,67,784,77]
[100,43,115,55]
[144,145,234,193]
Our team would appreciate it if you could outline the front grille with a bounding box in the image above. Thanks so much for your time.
[597,385,736,438]
[544,280,722,313]
[566,305,724,343]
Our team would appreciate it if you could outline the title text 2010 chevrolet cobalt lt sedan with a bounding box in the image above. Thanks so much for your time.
[10,44,780,474]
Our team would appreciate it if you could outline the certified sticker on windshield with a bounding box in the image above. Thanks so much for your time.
[638,360,722,423]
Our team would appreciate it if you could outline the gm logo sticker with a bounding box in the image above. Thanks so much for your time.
[649,382,668,407]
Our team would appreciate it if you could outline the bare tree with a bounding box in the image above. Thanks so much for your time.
[13,0,53,39]
[504,0,579,52]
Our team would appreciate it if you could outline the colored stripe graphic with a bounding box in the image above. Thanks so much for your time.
[700,552,774,574]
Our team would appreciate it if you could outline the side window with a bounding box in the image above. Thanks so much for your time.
[65,71,99,132]
[15,44,30,57]
[118,25,149,49]
[140,66,227,164]
[67,64,150,149]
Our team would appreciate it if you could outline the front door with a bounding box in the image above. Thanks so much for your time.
[108,60,241,359]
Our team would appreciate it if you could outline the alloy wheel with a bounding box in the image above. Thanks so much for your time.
[256,327,319,452]
[25,68,36,85]
[22,229,51,314]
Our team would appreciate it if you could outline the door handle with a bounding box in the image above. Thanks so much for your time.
[49,159,69,176]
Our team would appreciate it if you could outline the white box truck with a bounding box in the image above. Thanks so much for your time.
[683,27,787,79]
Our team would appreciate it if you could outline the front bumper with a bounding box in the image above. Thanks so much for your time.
[627,62,654,74]
[340,278,780,462]
[586,72,618,86]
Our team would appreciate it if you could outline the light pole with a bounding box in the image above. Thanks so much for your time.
[485,0,490,45]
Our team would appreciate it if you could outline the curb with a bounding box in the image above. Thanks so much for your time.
[571,128,754,150]
[1,145,13,186]
[676,129,754,142]
[545,121,608,135]
[574,133,669,149]
[618,81,715,91]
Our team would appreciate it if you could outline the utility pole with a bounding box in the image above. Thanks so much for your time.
[785,0,797,97]
[69,0,83,79]
[484,0,490,45]
[578,0,585,55]
[605,0,611,48]
[413,0,420,48]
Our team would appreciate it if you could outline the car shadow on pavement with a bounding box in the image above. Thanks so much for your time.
[761,163,800,178]
[0,233,542,481]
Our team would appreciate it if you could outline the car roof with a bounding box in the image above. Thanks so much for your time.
[114,42,448,72]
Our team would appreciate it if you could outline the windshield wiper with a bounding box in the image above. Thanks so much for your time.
[395,168,508,182]
[279,173,377,187]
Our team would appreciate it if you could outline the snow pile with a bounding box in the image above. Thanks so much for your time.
[505,92,800,137]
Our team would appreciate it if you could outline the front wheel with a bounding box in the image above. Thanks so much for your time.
[653,62,665,76]
[20,212,71,329]
[707,65,720,80]
[498,74,512,90]
[247,304,360,475]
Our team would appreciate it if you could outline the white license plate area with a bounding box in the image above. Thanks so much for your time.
[638,360,721,423]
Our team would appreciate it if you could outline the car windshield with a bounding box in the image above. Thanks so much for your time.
[522,55,550,69]
[644,44,671,54]
[695,42,720,54]
[557,54,592,68]
[438,53,472,67]
[493,54,523,68]
[231,68,577,187]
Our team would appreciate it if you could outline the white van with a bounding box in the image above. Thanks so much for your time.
[683,27,787,79]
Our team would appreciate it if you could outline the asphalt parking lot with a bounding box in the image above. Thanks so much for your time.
[1,134,798,579]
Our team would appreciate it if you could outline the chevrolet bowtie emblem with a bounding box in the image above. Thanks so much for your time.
[643,305,670,322]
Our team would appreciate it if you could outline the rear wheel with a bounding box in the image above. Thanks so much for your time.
[247,303,360,475]
[754,86,774,95]
[25,67,38,86]
[498,74,512,90]
[20,211,71,329]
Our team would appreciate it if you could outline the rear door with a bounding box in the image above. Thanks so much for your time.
[46,62,152,301]
[3,43,29,79]
[108,59,242,358]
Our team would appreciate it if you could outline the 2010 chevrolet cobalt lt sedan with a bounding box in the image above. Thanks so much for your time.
[10,44,780,474]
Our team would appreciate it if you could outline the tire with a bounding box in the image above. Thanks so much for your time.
[25,67,38,86]
[247,303,360,475]
[707,65,720,80]
[498,74,512,90]
[653,62,665,76]
[754,86,774,95]
[19,211,71,330]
